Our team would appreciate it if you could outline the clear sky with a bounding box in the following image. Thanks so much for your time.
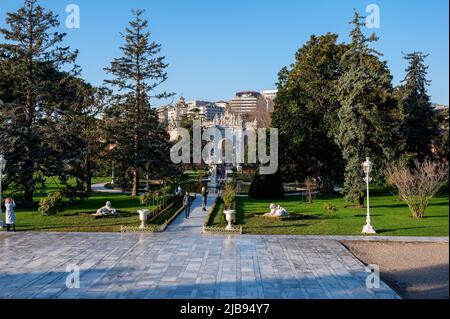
[1,0,449,106]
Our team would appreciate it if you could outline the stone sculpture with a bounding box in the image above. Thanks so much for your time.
[264,204,289,218]
[93,201,117,216]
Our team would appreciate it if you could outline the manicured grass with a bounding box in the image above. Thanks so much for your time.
[207,197,226,227]
[6,192,151,232]
[1,176,187,233]
[233,187,449,237]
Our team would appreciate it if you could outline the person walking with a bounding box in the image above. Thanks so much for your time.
[4,198,16,232]
[183,192,191,219]
[201,186,209,211]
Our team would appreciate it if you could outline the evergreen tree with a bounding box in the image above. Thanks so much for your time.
[0,0,78,202]
[272,33,346,193]
[398,52,438,161]
[104,9,174,196]
[48,78,106,195]
[336,11,397,203]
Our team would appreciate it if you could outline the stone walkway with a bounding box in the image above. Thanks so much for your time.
[0,192,399,299]
[166,194,216,235]
[0,234,398,299]
[91,183,124,194]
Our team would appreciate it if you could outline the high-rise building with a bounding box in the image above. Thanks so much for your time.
[229,91,267,114]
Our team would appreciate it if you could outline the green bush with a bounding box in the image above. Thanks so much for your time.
[223,182,236,210]
[248,173,285,200]
[323,202,338,214]
[38,192,65,216]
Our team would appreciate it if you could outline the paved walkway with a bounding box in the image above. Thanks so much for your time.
[91,183,124,194]
[0,190,400,299]
[166,194,216,234]
[0,232,398,299]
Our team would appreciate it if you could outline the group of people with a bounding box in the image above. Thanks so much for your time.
[0,197,16,232]
[182,186,209,219]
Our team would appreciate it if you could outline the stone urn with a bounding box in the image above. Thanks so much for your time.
[224,209,236,230]
[138,209,150,229]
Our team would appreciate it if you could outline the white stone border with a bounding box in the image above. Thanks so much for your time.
[202,225,243,235]
[241,234,449,243]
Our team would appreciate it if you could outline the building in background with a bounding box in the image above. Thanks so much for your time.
[229,91,267,114]
[261,90,278,112]
[156,106,169,126]
[187,100,225,121]
[156,96,188,128]
[156,90,278,132]
[215,101,229,109]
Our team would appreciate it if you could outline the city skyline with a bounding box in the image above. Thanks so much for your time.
[0,0,448,106]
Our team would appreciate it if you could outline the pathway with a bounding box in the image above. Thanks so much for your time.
[0,232,398,299]
[0,190,400,299]
[91,183,124,194]
[166,193,216,234]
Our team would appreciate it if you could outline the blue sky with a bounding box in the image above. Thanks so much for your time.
[1,0,449,106]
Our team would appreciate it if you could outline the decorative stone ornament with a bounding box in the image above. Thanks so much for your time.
[138,209,150,229]
[224,209,236,230]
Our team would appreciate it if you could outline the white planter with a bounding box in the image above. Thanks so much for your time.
[224,209,236,230]
[138,209,150,229]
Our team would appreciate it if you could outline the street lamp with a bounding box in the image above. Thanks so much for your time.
[362,157,376,234]
[0,155,6,227]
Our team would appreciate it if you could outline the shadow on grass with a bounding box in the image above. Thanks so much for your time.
[371,201,449,209]
[376,225,444,234]
[354,214,383,218]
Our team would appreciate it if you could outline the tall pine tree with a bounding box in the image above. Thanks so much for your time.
[104,9,174,196]
[0,0,78,202]
[336,11,397,203]
[398,52,438,162]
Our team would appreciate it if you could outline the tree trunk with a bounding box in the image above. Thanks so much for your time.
[23,176,34,203]
[321,170,334,194]
[83,157,92,193]
[132,168,139,196]
[23,8,35,205]
[359,194,365,207]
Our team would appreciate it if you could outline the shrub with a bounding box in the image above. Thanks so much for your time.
[139,192,154,206]
[304,177,318,203]
[38,192,65,216]
[323,202,338,214]
[248,172,285,200]
[386,159,449,219]
[223,182,236,210]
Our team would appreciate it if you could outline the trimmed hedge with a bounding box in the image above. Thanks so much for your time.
[248,173,285,200]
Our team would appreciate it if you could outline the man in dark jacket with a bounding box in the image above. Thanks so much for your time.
[183,192,191,219]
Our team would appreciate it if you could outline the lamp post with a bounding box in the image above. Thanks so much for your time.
[0,155,6,227]
[362,157,376,234]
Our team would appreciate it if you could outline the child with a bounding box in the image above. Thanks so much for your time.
[5,198,16,232]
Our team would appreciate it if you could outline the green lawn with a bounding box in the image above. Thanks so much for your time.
[212,187,449,237]
[207,197,226,227]
[0,176,186,233]
[5,192,151,232]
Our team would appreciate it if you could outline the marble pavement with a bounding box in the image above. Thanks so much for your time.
[0,195,399,299]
